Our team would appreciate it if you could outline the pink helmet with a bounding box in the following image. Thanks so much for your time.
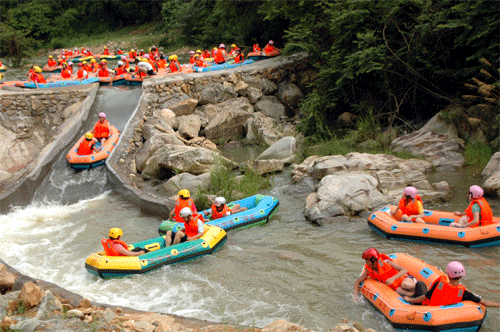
[121,56,126,60]
[189,50,195,54]
[446,261,465,278]
[269,40,274,45]
[403,186,417,198]
[469,185,483,198]
[144,54,150,59]
[99,112,106,118]
[219,44,225,48]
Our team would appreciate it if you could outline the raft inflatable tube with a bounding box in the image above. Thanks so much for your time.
[359,253,487,332]
[247,50,280,60]
[14,77,99,89]
[43,65,63,73]
[159,194,279,235]
[0,66,7,73]
[85,225,226,279]
[368,206,500,248]
[70,56,95,64]
[97,54,121,61]
[66,125,120,169]
[193,59,254,72]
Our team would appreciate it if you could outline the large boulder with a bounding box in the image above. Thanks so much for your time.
[482,152,500,179]
[204,98,254,143]
[135,134,185,173]
[482,152,500,197]
[153,108,176,128]
[142,120,175,141]
[0,264,16,294]
[245,112,284,146]
[198,83,238,105]
[256,136,297,163]
[254,96,286,120]
[162,172,211,197]
[19,282,43,308]
[141,145,234,178]
[176,114,202,139]
[419,111,459,138]
[158,93,190,111]
[168,98,198,116]
[276,82,304,114]
[244,77,278,95]
[391,131,465,169]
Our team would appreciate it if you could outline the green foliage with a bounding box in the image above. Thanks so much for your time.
[464,141,492,169]
[0,23,33,67]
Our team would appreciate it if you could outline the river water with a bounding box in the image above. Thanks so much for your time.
[0,85,498,331]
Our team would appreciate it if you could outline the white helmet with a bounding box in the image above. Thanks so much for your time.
[214,197,226,207]
[179,207,193,218]
[117,61,124,66]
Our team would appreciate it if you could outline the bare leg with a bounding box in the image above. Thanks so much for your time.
[173,231,185,245]
[164,231,172,247]
[230,204,247,214]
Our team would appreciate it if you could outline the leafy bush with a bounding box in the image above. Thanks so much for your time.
[464,141,492,170]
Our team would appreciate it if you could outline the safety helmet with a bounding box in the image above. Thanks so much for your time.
[214,197,226,207]
[109,228,123,238]
[178,189,190,198]
[99,112,106,118]
[446,261,465,278]
[104,46,107,49]
[62,55,66,59]
[213,47,217,50]
[77,63,83,67]
[173,55,178,60]
[68,61,73,66]
[403,186,417,199]
[189,50,195,55]
[131,49,135,52]
[62,62,67,66]
[219,44,225,48]
[231,44,236,48]
[49,55,53,58]
[34,66,42,73]
[469,185,483,199]
[144,54,150,59]
[91,58,96,63]
[196,49,202,53]
[117,61,123,66]
[121,56,126,60]
[85,132,93,139]
[82,61,87,64]
[362,247,379,260]
[269,40,274,45]
[179,207,193,218]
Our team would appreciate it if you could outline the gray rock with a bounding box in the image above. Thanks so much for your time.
[135,134,184,173]
[482,152,500,178]
[254,95,286,120]
[177,114,201,139]
[204,98,254,143]
[168,98,198,116]
[419,111,459,138]
[162,172,212,197]
[244,77,278,95]
[36,290,62,320]
[245,112,283,146]
[276,82,304,113]
[256,136,297,163]
[198,83,237,105]
[247,159,285,175]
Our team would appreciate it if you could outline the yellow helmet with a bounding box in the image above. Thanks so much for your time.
[85,132,93,139]
[178,189,190,198]
[131,49,135,52]
[213,47,217,50]
[168,55,173,61]
[173,55,178,60]
[90,58,96,63]
[48,55,53,58]
[34,66,42,73]
[231,44,236,48]
[196,49,202,53]
[109,228,123,238]
[104,46,107,49]
[82,61,87,64]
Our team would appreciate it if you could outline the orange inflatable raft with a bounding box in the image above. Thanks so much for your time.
[368,206,500,248]
[359,253,487,332]
[247,49,280,60]
[66,126,120,169]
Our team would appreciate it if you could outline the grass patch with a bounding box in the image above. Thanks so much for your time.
[464,141,492,169]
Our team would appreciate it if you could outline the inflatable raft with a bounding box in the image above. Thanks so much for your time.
[0,66,8,73]
[85,225,226,279]
[193,59,254,72]
[15,77,99,89]
[247,50,280,60]
[158,194,279,235]
[359,253,487,332]
[368,206,500,248]
[66,125,120,169]
[42,65,62,73]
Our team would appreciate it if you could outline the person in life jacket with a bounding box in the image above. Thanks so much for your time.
[450,185,494,228]
[76,63,89,80]
[233,49,244,63]
[92,112,110,145]
[207,196,247,220]
[404,261,500,307]
[253,43,261,52]
[101,228,147,256]
[194,54,207,68]
[214,44,227,64]
[114,61,127,75]
[77,132,98,155]
[67,61,74,74]
[167,207,205,245]
[60,62,72,79]
[47,55,58,67]
[82,61,92,73]
[117,49,124,55]
[120,56,130,69]
[189,51,196,64]
[264,40,278,53]
[103,46,110,56]
[353,248,426,302]
[132,58,156,77]
[169,189,198,222]
[156,55,168,69]
[203,49,210,59]
[31,66,47,88]
[390,186,426,223]
[90,58,99,73]
[58,55,66,66]
[229,44,240,56]
[97,61,110,77]
[129,49,137,59]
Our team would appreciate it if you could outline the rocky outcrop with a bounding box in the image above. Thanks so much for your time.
[294,153,448,225]
[482,152,500,197]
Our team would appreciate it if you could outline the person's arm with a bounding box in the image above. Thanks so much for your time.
[480,299,500,307]
[385,260,408,286]
[462,211,480,228]
[115,244,144,256]
[168,208,175,220]
[353,269,368,302]
[404,294,427,304]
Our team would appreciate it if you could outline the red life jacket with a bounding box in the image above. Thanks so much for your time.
[195,60,205,67]
[253,44,261,52]
[172,198,196,222]
[211,205,231,220]
[203,50,210,58]
[465,197,493,227]
[101,238,129,256]
[103,49,110,55]
[77,69,88,79]
[98,68,110,77]
[234,54,244,63]
[35,73,47,84]
[169,60,181,73]
[364,253,406,291]
[423,275,467,306]
[77,139,94,155]
[264,45,275,53]
[189,56,195,64]
[115,67,127,75]
[398,195,423,216]
[94,120,110,138]
[214,49,226,64]
[61,69,71,79]
[183,214,204,238]
[48,59,58,67]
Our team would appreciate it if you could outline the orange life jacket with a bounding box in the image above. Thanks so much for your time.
[77,69,88,79]
[103,49,110,55]
[129,52,137,59]
[398,195,423,216]
[253,44,261,52]
[61,69,71,79]
[94,120,110,139]
[115,67,127,75]
[423,275,467,306]
[214,49,226,64]
[183,213,204,238]
[35,73,46,84]
[173,198,196,222]
[189,56,195,64]
[157,59,168,69]
[203,50,210,58]
[101,238,128,256]
[264,45,275,53]
[211,205,231,220]
[83,64,92,72]
[98,68,110,77]
[169,60,180,73]
[234,54,244,63]
[123,59,130,69]
[465,197,493,227]
[77,139,94,155]
[364,253,406,291]
[48,59,57,67]
[195,60,206,67]
[117,50,124,55]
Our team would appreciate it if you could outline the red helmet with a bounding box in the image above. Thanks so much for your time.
[362,248,379,260]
